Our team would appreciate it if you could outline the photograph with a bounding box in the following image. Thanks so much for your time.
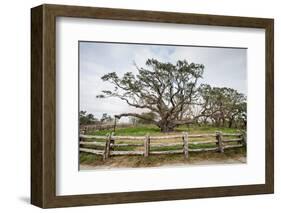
[79,41,247,170]
[29,3,274,208]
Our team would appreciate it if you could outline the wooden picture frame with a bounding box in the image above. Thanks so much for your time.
[31,4,274,208]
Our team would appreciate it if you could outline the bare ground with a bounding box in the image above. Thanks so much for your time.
[79,148,246,170]
[80,157,246,170]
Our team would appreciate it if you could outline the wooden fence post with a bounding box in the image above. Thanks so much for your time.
[144,134,150,157]
[241,131,247,147]
[103,133,111,160]
[110,132,115,151]
[183,132,189,159]
[216,131,224,153]
[113,117,117,132]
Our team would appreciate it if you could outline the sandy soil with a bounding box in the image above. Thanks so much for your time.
[80,156,246,170]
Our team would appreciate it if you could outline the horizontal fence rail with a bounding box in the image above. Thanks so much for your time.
[79,131,246,160]
[80,123,135,133]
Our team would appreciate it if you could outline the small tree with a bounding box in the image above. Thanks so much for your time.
[100,113,114,123]
[97,59,204,132]
[79,111,98,125]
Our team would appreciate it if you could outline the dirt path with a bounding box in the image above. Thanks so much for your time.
[80,156,246,170]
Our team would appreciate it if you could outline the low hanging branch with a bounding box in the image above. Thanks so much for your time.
[114,113,158,125]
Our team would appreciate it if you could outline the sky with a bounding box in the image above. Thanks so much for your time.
[79,41,247,121]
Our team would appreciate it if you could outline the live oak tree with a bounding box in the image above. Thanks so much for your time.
[97,59,204,132]
[197,84,246,128]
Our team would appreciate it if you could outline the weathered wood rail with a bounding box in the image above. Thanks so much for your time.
[79,131,247,160]
[80,123,134,134]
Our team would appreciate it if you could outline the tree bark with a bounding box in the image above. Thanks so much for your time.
[157,120,175,132]
[228,119,233,128]
[159,125,174,132]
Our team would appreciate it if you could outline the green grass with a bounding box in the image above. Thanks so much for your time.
[149,142,228,152]
[80,144,104,150]
[113,146,136,151]
[87,124,242,136]
[175,125,240,134]
[88,124,160,136]
[150,145,183,152]
[80,144,136,151]
[79,152,103,164]
[189,143,217,149]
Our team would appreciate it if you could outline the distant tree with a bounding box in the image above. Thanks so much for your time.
[79,111,88,125]
[97,58,204,132]
[227,101,246,128]
[198,84,246,128]
[79,111,98,125]
[100,113,114,123]
[129,117,138,126]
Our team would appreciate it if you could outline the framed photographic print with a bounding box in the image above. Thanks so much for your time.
[31,4,274,208]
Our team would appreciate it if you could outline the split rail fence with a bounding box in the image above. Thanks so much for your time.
[80,131,246,160]
[80,123,133,133]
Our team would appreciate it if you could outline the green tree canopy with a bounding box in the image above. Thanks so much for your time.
[198,84,246,127]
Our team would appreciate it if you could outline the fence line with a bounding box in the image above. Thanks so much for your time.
[80,123,134,133]
[79,131,246,160]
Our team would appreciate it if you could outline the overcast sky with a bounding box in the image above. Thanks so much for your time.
[79,42,247,121]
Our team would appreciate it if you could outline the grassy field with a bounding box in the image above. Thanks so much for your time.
[86,124,240,136]
[80,124,246,169]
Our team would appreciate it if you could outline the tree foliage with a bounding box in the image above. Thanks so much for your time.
[79,111,98,125]
[97,58,204,132]
[100,113,114,123]
[197,84,246,128]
